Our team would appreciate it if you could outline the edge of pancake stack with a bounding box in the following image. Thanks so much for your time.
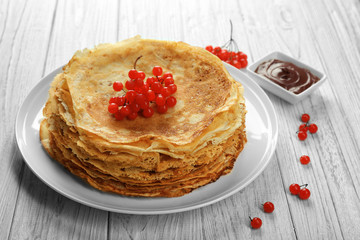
[40,36,247,197]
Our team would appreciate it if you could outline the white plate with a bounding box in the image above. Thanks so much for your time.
[15,63,278,215]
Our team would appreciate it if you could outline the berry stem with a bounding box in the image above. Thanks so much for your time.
[221,20,239,53]
[300,184,308,188]
[134,55,143,70]
[296,122,309,134]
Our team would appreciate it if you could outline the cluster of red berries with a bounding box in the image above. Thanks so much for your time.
[205,20,248,69]
[297,113,318,141]
[108,61,177,120]
[289,183,311,200]
[249,201,275,229]
[205,45,248,69]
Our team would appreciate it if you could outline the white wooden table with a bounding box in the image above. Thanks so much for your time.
[1,0,360,239]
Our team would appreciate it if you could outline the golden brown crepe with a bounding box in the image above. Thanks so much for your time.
[40,36,247,197]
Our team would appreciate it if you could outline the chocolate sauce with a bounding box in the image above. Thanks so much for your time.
[255,59,320,94]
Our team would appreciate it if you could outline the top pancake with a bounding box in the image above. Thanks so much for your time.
[57,36,239,145]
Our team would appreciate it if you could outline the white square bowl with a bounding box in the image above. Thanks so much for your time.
[247,51,326,104]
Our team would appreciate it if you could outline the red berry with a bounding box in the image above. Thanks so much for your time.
[146,77,156,86]
[230,51,237,58]
[137,71,145,80]
[113,81,123,91]
[289,183,300,195]
[151,82,162,93]
[140,100,149,109]
[161,87,171,97]
[109,96,125,106]
[135,78,144,88]
[214,46,221,54]
[152,66,163,76]
[239,58,248,68]
[141,83,150,94]
[299,188,311,200]
[168,84,177,94]
[308,124,318,134]
[232,60,241,69]
[301,113,310,123]
[142,107,154,118]
[163,73,173,79]
[127,111,138,120]
[157,104,168,114]
[125,80,135,90]
[129,103,141,113]
[114,110,125,120]
[166,96,177,107]
[250,217,262,229]
[120,105,131,116]
[108,103,118,114]
[205,45,213,52]
[155,94,166,106]
[128,69,139,79]
[135,93,147,106]
[125,90,136,103]
[146,90,156,101]
[298,131,307,141]
[299,124,308,132]
[238,52,247,60]
[164,77,174,86]
[263,202,274,213]
[300,155,310,165]
[218,49,228,61]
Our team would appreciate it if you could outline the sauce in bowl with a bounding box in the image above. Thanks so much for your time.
[254,59,320,94]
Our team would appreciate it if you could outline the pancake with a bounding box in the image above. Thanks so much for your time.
[40,36,247,197]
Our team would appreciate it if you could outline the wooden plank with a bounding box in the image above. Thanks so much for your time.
[6,0,119,239]
[0,0,57,239]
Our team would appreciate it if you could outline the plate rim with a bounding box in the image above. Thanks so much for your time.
[15,63,278,215]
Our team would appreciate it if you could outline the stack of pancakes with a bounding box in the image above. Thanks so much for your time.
[40,37,247,197]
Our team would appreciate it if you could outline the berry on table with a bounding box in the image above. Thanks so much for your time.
[299,188,311,200]
[308,123,318,134]
[289,183,300,195]
[299,123,308,132]
[300,155,310,165]
[263,202,274,213]
[298,131,307,141]
[250,217,262,229]
[301,113,310,123]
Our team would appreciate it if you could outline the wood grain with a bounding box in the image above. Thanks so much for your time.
[1,0,360,239]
